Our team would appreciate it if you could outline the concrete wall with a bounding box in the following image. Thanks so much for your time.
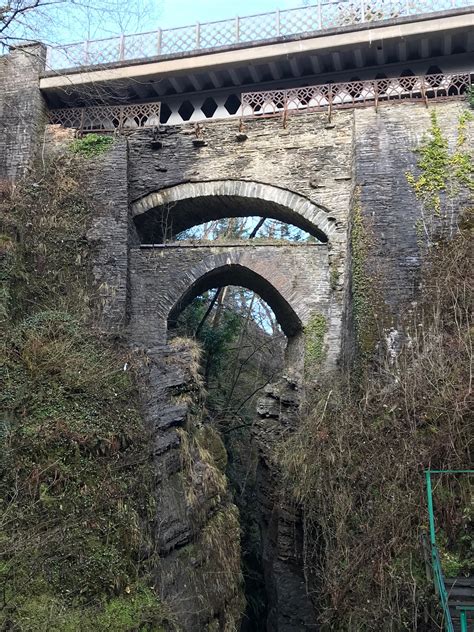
[0,44,47,190]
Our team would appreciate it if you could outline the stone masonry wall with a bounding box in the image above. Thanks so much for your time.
[353,101,473,332]
[127,113,353,367]
[127,113,354,229]
[0,44,47,190]
[128,243,336,369]
[85,138,131,330]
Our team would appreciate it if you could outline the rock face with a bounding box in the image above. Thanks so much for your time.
[228,376,317,631]
[253,379,317,631]
[139,335,314,631]
[139,340,245,631]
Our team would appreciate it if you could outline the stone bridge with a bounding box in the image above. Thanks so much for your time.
[1,40,472,628]
[128,177,343,371]
[75,101,469,373]
[129,242,337,370]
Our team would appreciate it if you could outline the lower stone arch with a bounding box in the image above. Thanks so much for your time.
[131,180,337,244]
[168,263,303,338]
[129,243,331,371]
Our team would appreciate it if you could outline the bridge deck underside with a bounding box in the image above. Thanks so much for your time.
[40,10,474,110]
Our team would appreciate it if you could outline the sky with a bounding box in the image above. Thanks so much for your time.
[3,0,309,49]
[158,0,306,28]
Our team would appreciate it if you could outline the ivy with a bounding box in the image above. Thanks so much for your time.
[406,109,473,245]
[70,133,113,157]
[305,312,327,375]
[405,110,449,215]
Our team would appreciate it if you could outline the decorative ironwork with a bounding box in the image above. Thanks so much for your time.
[49,102,161,132]
[48,72,472,131]
[241,72,473,119]
[46,0,473,70]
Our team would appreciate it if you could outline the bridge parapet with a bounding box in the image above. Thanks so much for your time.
[46,0,472,71]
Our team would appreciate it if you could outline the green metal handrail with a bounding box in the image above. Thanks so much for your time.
[457,606,474,632]
[425,470,474,632]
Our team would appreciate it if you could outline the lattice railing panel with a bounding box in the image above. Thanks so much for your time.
[47,0,473,69]
[280,7,321,35]
[160,26,196,55]
[241,72,472,117]
[238,12,280,43]
[49,102,161,132]
[48,73,472,131]
[122,32,160,61]
[85,38,121,66]
[200,19,236,48]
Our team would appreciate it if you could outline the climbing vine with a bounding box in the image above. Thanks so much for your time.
[350,188,382,359]
[304,313,327,376]
[406,109,473,246]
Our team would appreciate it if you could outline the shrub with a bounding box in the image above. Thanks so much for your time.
[70,133,113,157]
[281,223,473,631]
[0,152,173,630]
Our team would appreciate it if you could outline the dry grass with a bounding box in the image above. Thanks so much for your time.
[281,223,473,631]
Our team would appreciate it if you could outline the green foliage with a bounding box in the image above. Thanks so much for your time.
[4,588,169,632]
[0,156,172,630]
[406,110,450,215]
[70,133,113,157]
[305,313,327,375]
[439,548,467,579]
[176,295,241,379]
[435,484,474,578]
[406,109,473,245]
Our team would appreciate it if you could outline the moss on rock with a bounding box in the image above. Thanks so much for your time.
[0,153,174,630]
[304,312,327,376]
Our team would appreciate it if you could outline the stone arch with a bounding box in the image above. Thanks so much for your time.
[131,180,336,244]
[168,263,303,338]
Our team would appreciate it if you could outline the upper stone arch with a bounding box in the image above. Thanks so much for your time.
[131,180,336,244]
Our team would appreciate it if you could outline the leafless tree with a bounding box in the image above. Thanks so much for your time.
[1,0,162,52]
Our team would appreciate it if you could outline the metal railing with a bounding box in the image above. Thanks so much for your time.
[46,0,473,70]
[458,606,474,632]
[241,72,473,119]
[425,470,474,632]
